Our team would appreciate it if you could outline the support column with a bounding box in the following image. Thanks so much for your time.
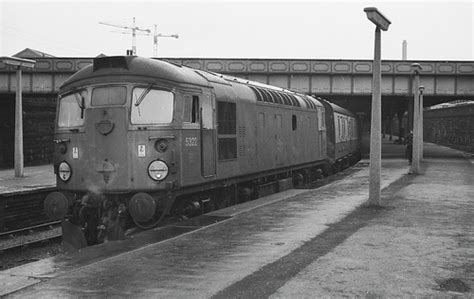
[419,87,424,159]
[410,64,422,174]
[14,68,24,177]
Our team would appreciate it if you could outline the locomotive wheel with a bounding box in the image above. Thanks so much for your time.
[130,193,174,230]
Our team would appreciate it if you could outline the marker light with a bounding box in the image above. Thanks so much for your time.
[58,161,72,182]
[148,160,169,181]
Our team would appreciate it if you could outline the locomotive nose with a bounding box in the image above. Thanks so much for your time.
[97,159,117,184]
[95,119,115,136]
[82,107,129,190]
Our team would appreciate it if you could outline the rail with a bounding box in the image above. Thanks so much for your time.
[0,221,61,251]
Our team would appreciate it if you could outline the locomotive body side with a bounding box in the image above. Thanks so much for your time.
[200,73,328,182]
[252,94,326,171]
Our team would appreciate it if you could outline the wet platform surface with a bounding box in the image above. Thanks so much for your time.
[0,165,55,196]
[1,143,473,297]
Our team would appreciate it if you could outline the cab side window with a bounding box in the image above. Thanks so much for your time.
[184,95,200,123]
[191,96,199,123]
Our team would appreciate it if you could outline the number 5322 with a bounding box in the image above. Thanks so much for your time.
[185,137,198,147]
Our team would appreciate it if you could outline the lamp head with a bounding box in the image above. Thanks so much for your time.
[364,7,391,31]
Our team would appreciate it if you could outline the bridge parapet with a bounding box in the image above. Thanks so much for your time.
[165,58,474,76]
[0,58,93,73]
[166,59,474,98]
[0,58,93,94]
[1,58,473,97]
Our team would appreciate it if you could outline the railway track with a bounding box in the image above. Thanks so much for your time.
[0,188,55,232]
[0,188,61,251]
[0,221,62,251]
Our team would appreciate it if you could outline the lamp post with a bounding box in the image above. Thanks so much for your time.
[0,57,36,177]
[419,85,424,159]
[364,7,391,206]
[410,63,422,174]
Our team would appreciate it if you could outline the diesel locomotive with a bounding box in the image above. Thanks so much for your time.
[43,56,360,249]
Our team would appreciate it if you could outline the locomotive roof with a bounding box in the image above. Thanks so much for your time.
[60,56,212,90]
[60,56,324,110]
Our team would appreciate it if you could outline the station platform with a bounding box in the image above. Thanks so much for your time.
[1,142,473,297]
[0,164,55,196]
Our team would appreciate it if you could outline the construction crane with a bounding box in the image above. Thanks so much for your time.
[99,17,150,55]
[151,25,179,57]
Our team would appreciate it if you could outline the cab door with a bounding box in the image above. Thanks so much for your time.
[200,91,216,177]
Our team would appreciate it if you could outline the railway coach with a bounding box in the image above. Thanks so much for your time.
[43,56,360,248]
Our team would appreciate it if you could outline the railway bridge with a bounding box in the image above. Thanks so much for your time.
[0,57,473,167]
[1,57,473,111]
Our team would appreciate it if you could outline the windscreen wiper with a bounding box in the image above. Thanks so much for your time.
[74,93,86,119]
[134,84,153,107]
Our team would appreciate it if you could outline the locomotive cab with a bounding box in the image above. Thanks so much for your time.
[55,85,177,185]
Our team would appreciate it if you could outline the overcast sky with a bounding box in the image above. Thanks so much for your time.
[0,0,473,60]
